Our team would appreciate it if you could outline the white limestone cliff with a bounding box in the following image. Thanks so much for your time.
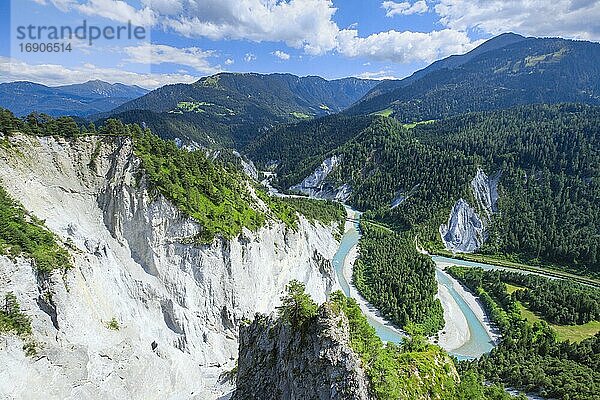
[0,135,340,400]
[440,168,500,253]
[290,156,351,201]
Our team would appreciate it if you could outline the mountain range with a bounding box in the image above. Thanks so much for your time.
[101,73,377,147]
[0,80,148,117]
[348,33,600,120]
[1,31,600,400]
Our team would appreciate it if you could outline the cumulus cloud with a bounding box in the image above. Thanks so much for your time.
[244,53,257,62]
[35,0,156,25]
[0,57,198,88]
[382,1,428,17]
[123,44,221,74]
[273,50,291,60]
[77,0,156,25]
[152,0,340,55]
[224,58,234,65]
[337,28,479,63]
[435,0,600,41]
[33,0,491,65]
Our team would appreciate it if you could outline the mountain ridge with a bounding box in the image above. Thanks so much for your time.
[0,80,149,117]
[102,72,378,148]
[348,35,600,120]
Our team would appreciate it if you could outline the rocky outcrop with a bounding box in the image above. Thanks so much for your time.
[232,150,259,180]
[439,199,486,253]
[232,304,370,400]
[440,168,500,253]
[471,168,500,219]
[0,135,340,399]
[290,156,351,201]
[390,193,405,209]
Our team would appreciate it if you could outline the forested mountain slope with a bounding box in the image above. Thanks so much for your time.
[258,104,600,275]
[348,36,600,121]
[103,73,376,148]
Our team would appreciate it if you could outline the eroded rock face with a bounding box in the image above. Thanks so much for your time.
[233,305,370,400]
[440,168,500,253]
[0,135,340,399]
[471,168,500,219]
[290,156,351,201]
[439,199,486,253]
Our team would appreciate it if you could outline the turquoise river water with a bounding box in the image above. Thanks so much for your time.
[331,209,497,359]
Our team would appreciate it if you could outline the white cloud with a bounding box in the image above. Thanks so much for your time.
[382,1,428,17]
[244,53,257,62]
[0,57,198,89]
[154,0,340,55]
[77,0,156,25]
[337,28,479,63]
[272,50,291,60]
[36,0,156,25]
[435,0,600,41]
[123,44,221,74]
[357,70,399,80]
[224,58,234,65]
[32,0,493,66]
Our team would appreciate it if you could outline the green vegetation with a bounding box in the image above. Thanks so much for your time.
[258,104,600,277]
[276,280,318,327]
[107,73,376,149]
[0,109,333,246]
[290,111,312,120]
[433,250,600,287]
[401,119,435,129]
[504,272,600,325]
[504,283,524,294]
[275,284,515,399]
[281,197,345,233]
[134,128,269,243]
[245,114,375,189]
[175,101,209,113]
[0,293,32,335]
[106,317,120,331]
[448,266,600,399]
[0,293,37,356]
[348,36,600,121]
[517,302,600,342]
[353,223,444,336]
[329,291,514,400]
[371,108,393,117]
[331,291,455,400]
[0,185,71,273]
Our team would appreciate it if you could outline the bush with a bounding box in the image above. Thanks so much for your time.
[0,293,32,336]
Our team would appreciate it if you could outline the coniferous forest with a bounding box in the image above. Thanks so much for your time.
[448,267,600,400]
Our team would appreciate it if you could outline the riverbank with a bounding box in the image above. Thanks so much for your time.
[418,241,500,354]
[435,263,501,346]
[341,242,406,339]
[434,279,470,350]
[434,249,600,288]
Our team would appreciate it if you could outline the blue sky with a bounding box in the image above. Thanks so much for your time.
[1,1,599,88]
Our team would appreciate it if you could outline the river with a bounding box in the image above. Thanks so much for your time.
[332,207,499,359]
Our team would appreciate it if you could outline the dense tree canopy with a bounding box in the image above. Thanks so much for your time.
[353,222,444,335]
[449,266,600,400]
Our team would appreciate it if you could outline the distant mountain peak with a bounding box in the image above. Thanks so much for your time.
[0,80,149,117]
[349,35,600,120]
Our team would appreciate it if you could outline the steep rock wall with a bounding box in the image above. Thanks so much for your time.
[440,168,500,253]
[0,135,340,400]
[290,156,351,201]
[232,305,370,400]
